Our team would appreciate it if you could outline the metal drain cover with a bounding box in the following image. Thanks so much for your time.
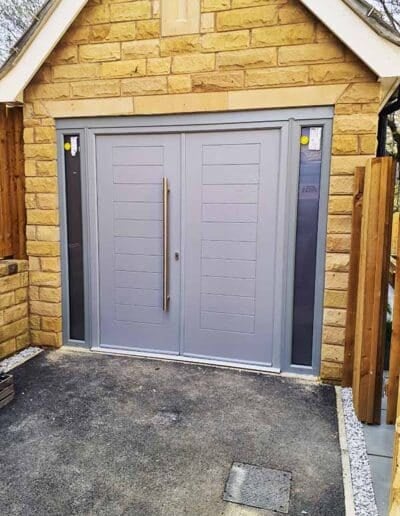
[224,462,291,513]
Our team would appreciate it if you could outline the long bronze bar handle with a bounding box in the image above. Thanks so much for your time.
[163,177,170,311]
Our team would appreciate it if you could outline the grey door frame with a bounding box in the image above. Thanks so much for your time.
[57,107,333,376]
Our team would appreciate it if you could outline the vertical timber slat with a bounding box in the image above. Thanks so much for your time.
[353,157,395,424]
[0,104,26,259]
[387,207,400,424]
[342,166,365,388]
[0,105,13,257]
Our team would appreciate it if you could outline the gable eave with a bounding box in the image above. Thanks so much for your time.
[0,0,89,103]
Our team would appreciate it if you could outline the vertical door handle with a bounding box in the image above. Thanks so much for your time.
[163,177,170,311]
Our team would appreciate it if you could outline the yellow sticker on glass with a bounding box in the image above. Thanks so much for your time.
[64,142,71,151]
[300,135,309,146]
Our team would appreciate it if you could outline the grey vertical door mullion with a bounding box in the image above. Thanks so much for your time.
[96,134,181,353]
[183,129,283,366]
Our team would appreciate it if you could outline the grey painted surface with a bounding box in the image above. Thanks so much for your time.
[56,109,333,374]
[0,350,345,515]
[97,134,181,353]
[183,130,285,366]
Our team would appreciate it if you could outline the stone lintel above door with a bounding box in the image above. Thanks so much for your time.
[161,0,200,37]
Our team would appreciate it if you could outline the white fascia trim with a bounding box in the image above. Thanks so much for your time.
[300,0,400,79]
[0,0,88,103]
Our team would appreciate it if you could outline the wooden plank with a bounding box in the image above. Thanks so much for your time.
[387,211,400,424]
[10,108,26,259]
[0,105,13,258]
[7,107,18,258]
[353,157,395,424]
[342,167,365,387]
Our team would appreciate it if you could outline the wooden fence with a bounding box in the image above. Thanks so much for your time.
[342,157,395,424]
[0,104,26,259]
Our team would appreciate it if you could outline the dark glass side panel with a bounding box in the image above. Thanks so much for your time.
[291,127,323,366]
[64,135,85,341]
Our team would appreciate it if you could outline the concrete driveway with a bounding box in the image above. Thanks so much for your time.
[0,351,344,516]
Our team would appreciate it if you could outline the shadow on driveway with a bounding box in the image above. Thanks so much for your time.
[0,350,344,515]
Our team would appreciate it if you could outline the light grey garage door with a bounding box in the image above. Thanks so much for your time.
[96,128,284,367]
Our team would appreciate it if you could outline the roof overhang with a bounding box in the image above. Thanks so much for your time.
[0,0,400,104]
[0,0,88,103]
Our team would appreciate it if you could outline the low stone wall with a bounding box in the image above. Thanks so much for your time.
[0,260,30,360]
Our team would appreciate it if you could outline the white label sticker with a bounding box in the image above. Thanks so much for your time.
[71,136,78,157]
[309,127,322,151]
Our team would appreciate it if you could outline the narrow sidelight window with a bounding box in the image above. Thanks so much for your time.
[64,135,85,341]
[291,127,323,367]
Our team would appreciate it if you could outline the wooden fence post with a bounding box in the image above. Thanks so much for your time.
[387,214,400,424]
[0,105,13,258]
[342,167,365,388]
[353,157,395,424]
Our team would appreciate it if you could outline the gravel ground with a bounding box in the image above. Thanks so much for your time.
[0,346,42,373]
[342,388,378,516]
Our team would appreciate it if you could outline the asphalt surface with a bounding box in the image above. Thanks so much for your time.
[0,350,344,516]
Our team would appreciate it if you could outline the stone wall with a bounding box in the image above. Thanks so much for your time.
[0,260,29,360]
[22,0,383,381]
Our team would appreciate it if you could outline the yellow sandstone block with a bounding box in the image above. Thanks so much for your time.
[36,226,60,242]
[202,0,230,12]
[110,1,151,22]
[323,325,346,345]
[325,272,349,291]
[217,48,276,70]
[321,344,345,363]
[192,71,244,91]
[31,330,62,347]
[324,290,348,309]
[34,127,55,143]
[172,54,215,74]
[40,258,61,273]
[47,45,78,65]
[359,134,377,155]
[147,57,171,75]
[309,63,375,84]
[327,215,352,234]
[36,194,59,210]
[24,145,57,161]
[27,210,59,226]
[326,234,351,253]
[328,196,352,214]
[251,23,314,47]
[168,75,192,94]
[41,317,63,332]
[122,76,167,95]
[339,83,381,104]
[100,60,146,78]
[79,43,121,63]
[278,4,313,24]
[89,22,136,42]
[332,135,359,155]
[39,287,62,303]
[122,39,160,59]
[26,242,60,258]
[53,63,100,81]
[325,253,350,273]
[334,114,378,135]
[279,42,344,65]
[201,30,250,52]
[217,6,278,31]
[71,80,121,98]
[160,35,201,56]
[29,272,61,287]
[246,66,308,88]
[136,19,160,39]
[3,304,28,325]
[329,176,354,195]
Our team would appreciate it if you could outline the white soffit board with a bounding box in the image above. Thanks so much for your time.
[0,0,89,103]
[300,0,400,79]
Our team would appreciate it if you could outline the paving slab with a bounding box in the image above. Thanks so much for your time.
[0,350,344,516]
